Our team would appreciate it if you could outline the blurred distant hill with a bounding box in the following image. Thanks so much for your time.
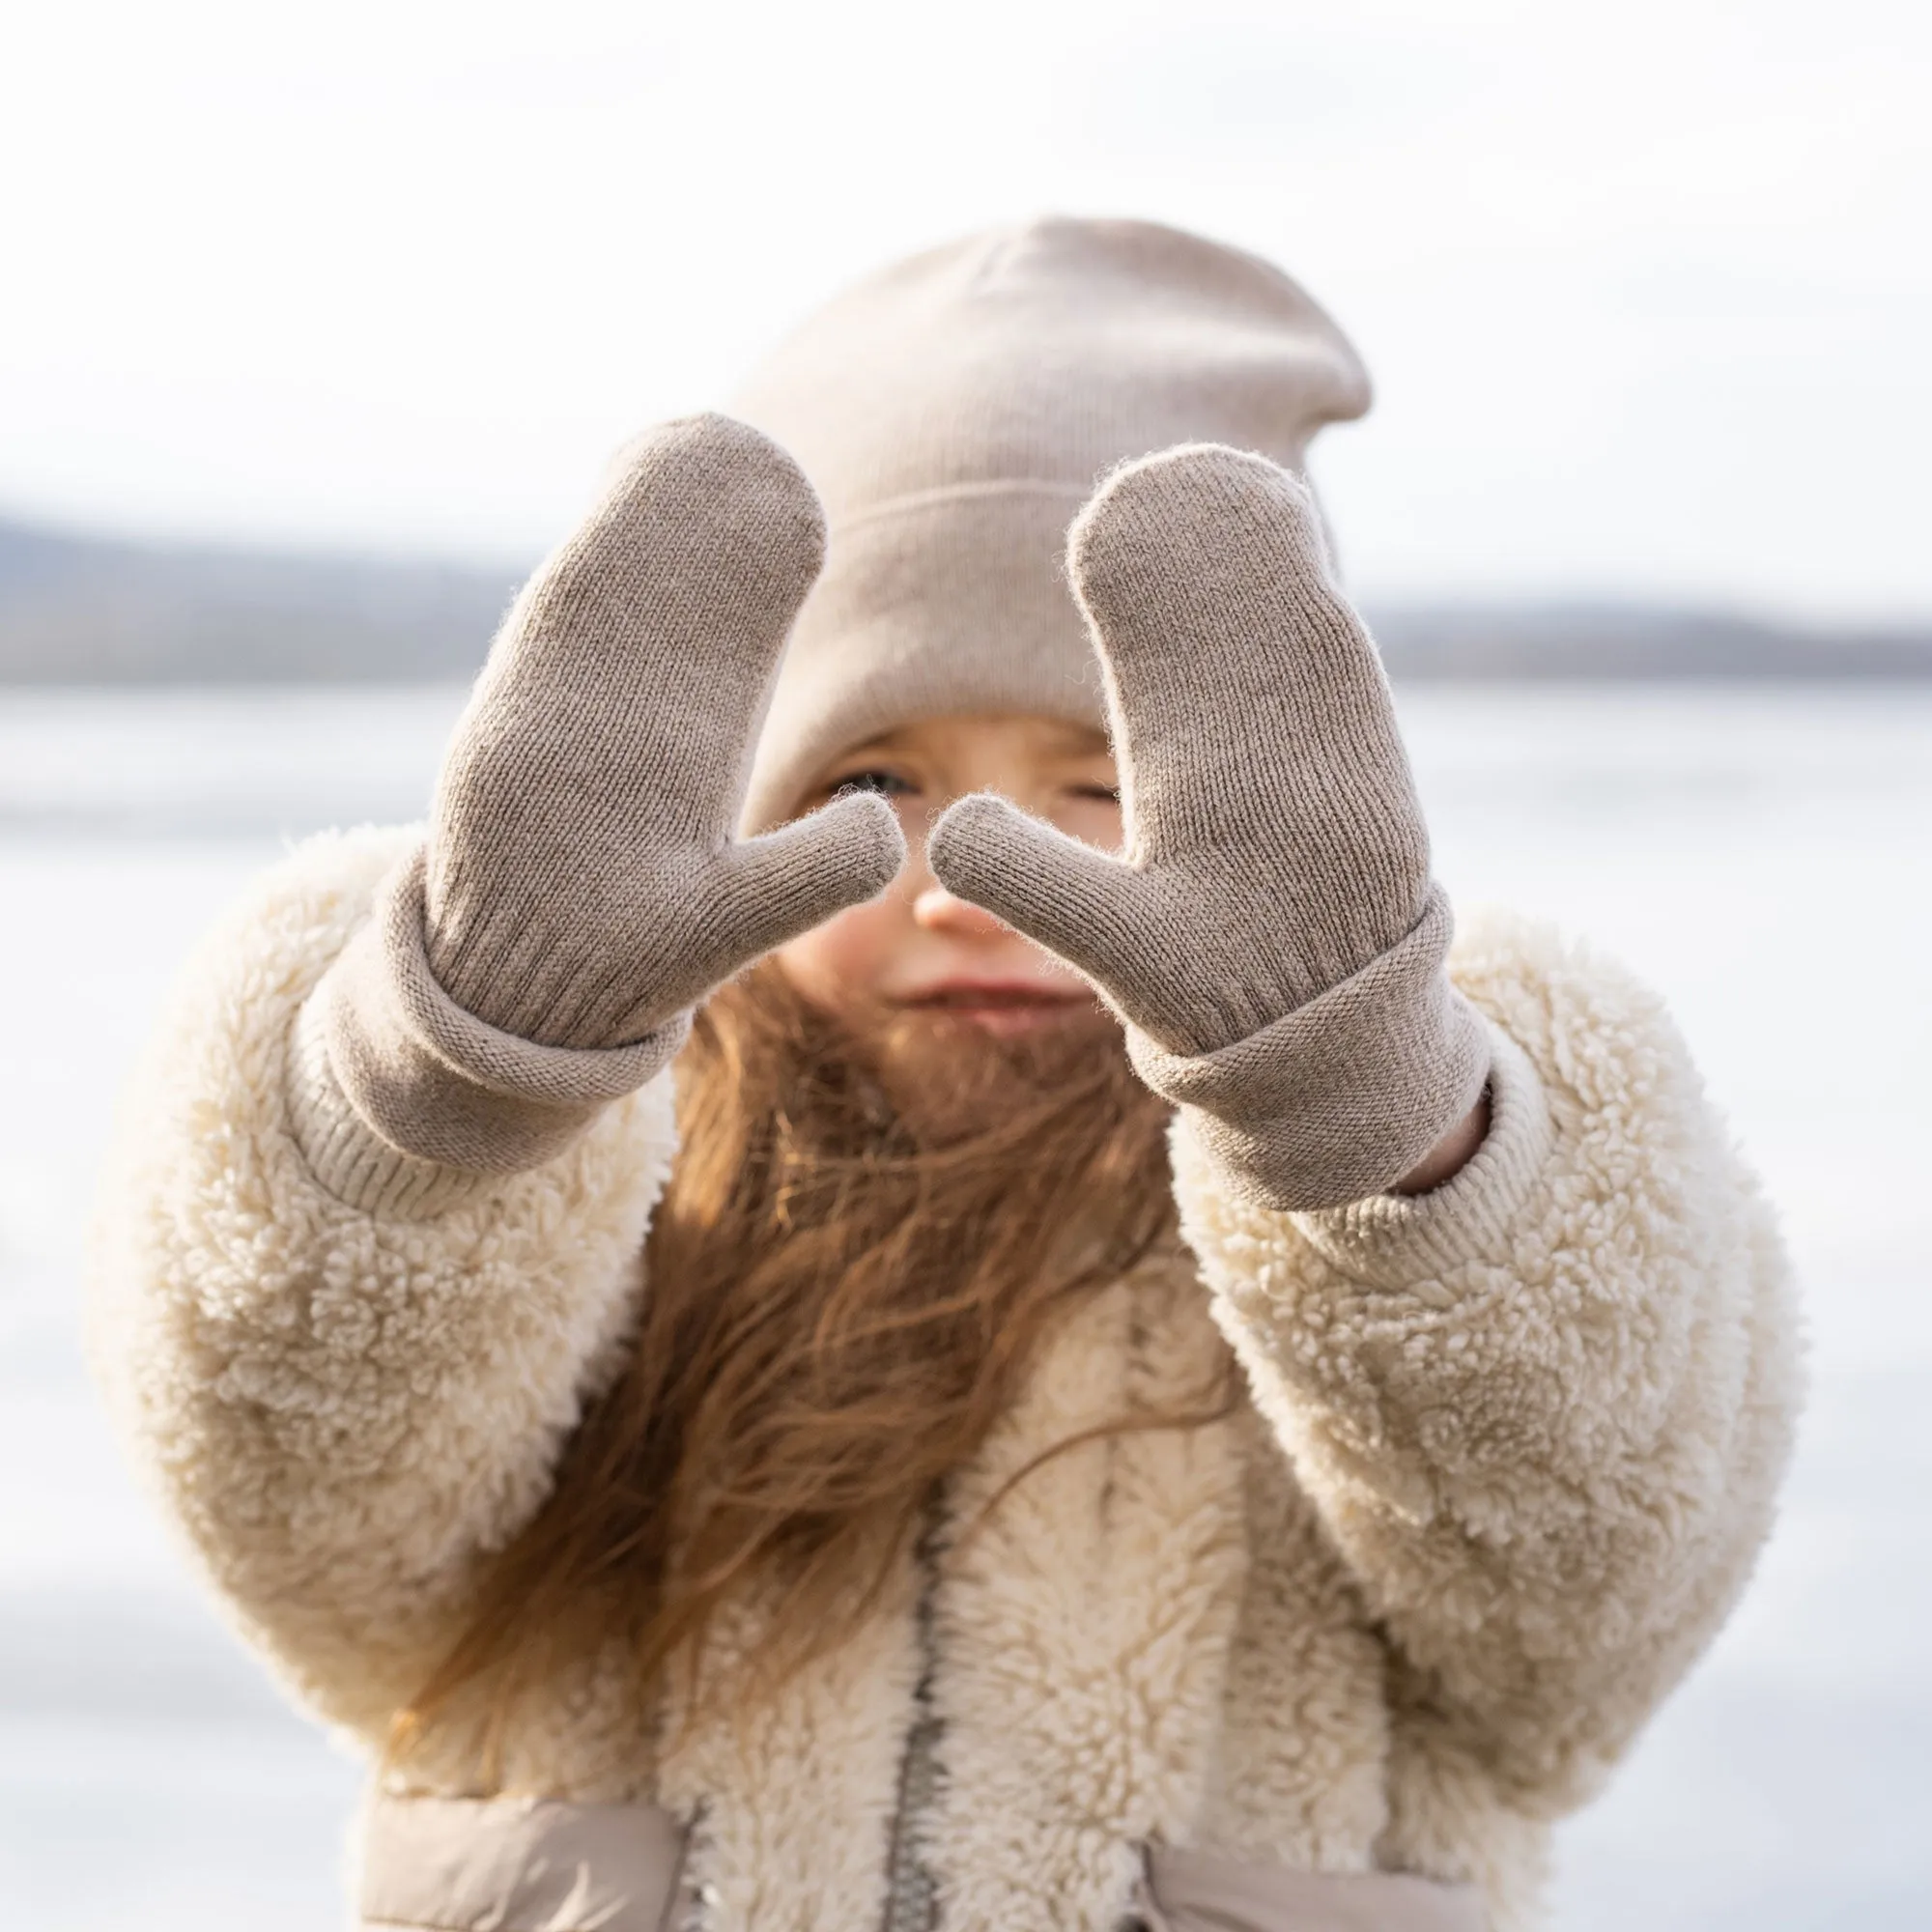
[3,512,1930,682]
[1367,603,1932,679]
[0,516,521,682]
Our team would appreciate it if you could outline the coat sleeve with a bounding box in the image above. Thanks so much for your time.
[86,826,678,1747]
[1170,904,1803,1817]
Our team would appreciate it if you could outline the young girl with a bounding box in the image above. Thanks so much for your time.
[91,219,1800,1932]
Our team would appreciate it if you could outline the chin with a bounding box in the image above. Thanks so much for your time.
[886,997,1121,1081]
[955,1004,1086,1038]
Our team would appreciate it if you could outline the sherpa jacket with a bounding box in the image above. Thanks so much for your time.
[89,827,1801,1932]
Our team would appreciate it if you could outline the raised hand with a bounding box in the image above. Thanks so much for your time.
[306,414,904,1188]
[421,412,904,1049]
[927,443,1489,1208]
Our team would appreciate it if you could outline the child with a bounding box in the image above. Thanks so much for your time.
[90,218,1800,1932]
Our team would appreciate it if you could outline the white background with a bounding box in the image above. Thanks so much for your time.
[3,0,1928,616]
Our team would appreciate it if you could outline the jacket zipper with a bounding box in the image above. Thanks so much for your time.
[879,1508,942,1932]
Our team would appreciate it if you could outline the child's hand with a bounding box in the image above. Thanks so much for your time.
[927,442,1489,1208]
[417,412,905,1052]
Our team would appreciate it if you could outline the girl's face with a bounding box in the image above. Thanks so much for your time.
[775,713,1122,1037]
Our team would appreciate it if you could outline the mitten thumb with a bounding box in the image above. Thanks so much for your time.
[694,791,907,989]
[928,793,1157,1009]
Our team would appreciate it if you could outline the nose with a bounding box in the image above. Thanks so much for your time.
[910,879,1012,938]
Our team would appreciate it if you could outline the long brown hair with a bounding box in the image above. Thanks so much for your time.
[394,962,1188,1771]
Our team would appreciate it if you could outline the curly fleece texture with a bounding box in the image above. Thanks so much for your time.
[88,830,1801,1931]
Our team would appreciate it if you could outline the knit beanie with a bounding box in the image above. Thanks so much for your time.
[729,216,1373,831]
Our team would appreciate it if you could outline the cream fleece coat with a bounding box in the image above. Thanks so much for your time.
[88,827,1801,1932]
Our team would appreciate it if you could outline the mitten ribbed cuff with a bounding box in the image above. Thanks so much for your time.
[286,996,491,1218]
[288,845,687,1210]
[1134,890,1492,1210]
[1287,1021,1553,1284]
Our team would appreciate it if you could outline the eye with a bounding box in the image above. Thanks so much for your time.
[1069,782,1122,805]
[830,767,917,800]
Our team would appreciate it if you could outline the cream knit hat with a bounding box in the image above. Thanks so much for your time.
[730,216,1372,830]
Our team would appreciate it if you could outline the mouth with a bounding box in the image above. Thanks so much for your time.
[897,980,1094,1036]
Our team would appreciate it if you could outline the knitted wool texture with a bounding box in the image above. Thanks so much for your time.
[302,220,1466,1207]
[730,216,1371,831]
[303,415,902,1190]
[928,444,1490,1208]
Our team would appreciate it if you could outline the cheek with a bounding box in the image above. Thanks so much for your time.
[773,895,906,1010]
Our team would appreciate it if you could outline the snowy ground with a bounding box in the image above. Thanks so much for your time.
[2,683,1927,1928]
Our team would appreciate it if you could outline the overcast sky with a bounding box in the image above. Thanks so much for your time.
[4,0,1925,618]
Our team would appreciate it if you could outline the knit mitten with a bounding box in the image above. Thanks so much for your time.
[927,443,1489,1209]
[297,413,904,1202]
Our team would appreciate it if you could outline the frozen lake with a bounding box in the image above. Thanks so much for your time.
[2,683,1928,1929]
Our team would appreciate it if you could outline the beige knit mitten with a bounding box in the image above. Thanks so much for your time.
[297,413,904,1202]
[927,443,1490,1209]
